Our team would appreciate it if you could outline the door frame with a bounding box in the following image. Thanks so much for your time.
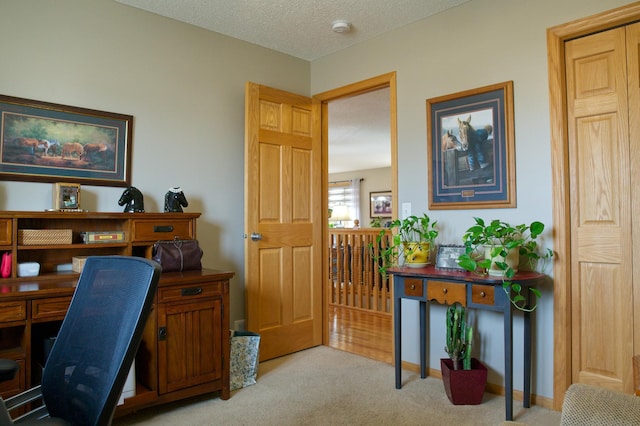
[314,72,398,349]
[547,2,640,411]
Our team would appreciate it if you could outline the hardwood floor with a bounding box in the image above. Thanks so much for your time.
[327,304,393,364]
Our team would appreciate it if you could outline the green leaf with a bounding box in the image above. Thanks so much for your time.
[512,295,526,304]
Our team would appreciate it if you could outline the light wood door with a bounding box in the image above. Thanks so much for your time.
[626,23,640,362]
[244,82,322,361]
[565,26,634,392]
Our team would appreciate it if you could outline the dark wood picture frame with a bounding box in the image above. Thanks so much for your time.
[427,81,516,209]
[0,94,133,186]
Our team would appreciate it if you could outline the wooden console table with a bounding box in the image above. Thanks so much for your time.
[388,265,544,421]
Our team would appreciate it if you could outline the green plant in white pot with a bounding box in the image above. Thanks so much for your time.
[456,217,553,312]
[371,214,438,276]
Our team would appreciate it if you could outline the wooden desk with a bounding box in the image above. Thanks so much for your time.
[388,266,543,421]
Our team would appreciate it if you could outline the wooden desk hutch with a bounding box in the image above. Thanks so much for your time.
[0,211,233,418]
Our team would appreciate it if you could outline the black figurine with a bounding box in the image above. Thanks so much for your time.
[164,187,188,213]
[118,186,145,213]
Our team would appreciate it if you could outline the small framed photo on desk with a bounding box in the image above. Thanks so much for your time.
[53,182,81,210]
[435,245,466,271]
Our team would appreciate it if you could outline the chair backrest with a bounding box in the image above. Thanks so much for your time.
[40,256,161,425]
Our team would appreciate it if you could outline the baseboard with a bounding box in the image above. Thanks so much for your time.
[400,360,555,411]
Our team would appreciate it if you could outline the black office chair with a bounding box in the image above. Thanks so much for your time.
[0,256,161,425]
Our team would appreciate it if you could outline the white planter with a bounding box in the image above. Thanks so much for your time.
[484,246,519,276]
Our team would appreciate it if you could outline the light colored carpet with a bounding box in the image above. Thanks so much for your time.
[114,346,561,425]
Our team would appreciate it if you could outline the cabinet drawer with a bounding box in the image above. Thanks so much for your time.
[404,278,424,297]
[427,280,466,306]
[131,219,194,242]
[0,301,26,323]
[0,219,11,245]
[471,284,494,306]
[0,358,24,397]
[158,281,222,303]
[31,297,71,322]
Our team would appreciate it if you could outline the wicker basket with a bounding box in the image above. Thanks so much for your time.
[18,229,73,245]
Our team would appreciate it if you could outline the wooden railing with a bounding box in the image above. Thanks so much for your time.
[328,228,392,313]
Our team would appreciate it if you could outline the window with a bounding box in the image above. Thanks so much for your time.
[328,179,360,227]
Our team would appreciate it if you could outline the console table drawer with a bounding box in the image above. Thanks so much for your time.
[0,301,26,323]
[31,297,72,322]
[427,280,465,306]
[471,284,495,306]
[131,219,194,242]
[404,278,424,297]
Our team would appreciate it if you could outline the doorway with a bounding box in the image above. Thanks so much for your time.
[316,72,398,364]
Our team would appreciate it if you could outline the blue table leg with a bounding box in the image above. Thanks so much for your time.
[524,309,532,408]
[504,303,513,421]
[420,300,426,379]
[395,292,402,389]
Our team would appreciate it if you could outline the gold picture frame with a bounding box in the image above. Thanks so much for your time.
[53,182,81,210]
[427,81,516,209]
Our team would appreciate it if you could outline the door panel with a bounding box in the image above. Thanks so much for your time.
[245,83,322,361]
[565,27,633,392]
[627,22,640,359]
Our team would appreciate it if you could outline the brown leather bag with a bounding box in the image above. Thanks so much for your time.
[152,239,202,272]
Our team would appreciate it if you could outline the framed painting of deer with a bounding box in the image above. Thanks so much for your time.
[0,94,133,186]
[426,81,515,209]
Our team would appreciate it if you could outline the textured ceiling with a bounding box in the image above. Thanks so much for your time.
[114,0,470,173]
[115,0,470,60]
[328,88,390,174]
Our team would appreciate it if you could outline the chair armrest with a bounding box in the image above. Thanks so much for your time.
[561,383,640,425]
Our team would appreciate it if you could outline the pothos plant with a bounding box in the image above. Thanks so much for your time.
[456,217,553,312]
[370,214,438,277]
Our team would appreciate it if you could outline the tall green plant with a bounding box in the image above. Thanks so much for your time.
[445,303,473,370]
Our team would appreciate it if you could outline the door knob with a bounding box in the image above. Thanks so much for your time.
[250,232,262,241]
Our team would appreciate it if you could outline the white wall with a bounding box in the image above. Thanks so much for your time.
[312,0,633,400]
[0,0,310,327]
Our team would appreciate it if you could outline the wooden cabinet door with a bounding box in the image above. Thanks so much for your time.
[157,298,222,394]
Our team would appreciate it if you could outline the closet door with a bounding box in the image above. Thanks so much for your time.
[565,26,633,392]
[627,23,640,360]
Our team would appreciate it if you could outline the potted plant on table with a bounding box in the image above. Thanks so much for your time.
[370,214,439,277]
[456,217,553,312]
[441,303,487,405]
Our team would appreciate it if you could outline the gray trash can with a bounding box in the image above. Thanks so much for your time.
[230,330,260,391]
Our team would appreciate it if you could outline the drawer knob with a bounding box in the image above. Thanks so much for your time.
[442,288,448,294]
[410,284,415,290]
[480,291,486,297]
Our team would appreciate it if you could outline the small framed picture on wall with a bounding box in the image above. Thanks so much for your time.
[370,191,392,218]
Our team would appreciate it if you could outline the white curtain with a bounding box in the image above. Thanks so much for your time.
[349,178,361,226]
[328,178,362,227]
